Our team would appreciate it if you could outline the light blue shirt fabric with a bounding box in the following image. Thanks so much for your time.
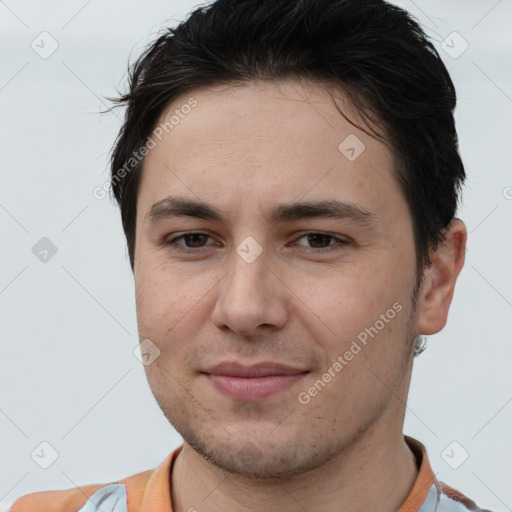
[76,484,128,512]
[74,480,489,512]
[419,484,440,511]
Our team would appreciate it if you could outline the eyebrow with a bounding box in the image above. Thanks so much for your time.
[145,196,377,227]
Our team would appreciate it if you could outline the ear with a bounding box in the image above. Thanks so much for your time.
[415,219,467,335]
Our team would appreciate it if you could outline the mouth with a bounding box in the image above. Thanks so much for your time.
[201,361,310,401]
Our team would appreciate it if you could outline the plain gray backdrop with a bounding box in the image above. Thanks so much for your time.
[0,0,511,510]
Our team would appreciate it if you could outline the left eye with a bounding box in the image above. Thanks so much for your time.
[294,232,348,251]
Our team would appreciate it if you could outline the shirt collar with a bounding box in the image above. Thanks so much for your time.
[398,436,438,512]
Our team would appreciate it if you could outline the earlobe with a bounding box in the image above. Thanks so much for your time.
[415,219,467,336]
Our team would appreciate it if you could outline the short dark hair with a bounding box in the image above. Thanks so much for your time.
[108,0,465,280]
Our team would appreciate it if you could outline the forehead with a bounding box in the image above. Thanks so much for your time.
[136,79,403,227]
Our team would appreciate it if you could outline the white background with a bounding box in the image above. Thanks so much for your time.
[0,0,511,510]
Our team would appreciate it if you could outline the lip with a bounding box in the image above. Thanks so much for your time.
[202,361,309,401]
[203,361,309,377]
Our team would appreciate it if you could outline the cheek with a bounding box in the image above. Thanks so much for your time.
[134,259,217,372]
[298,257,412,366]
[300,263,393,331]
[135,258,200,329]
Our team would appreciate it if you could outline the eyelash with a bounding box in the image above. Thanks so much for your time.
[165,232,349,254]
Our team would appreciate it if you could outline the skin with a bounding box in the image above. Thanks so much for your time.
[133,78,467,512]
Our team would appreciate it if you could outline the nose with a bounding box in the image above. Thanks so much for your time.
[211,242,288,336]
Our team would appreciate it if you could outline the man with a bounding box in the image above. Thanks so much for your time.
[11,0,493,510]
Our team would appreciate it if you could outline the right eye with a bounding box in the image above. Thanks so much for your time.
[165,232,218,251]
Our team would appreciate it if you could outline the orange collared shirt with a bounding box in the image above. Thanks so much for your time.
[10,437,493,512]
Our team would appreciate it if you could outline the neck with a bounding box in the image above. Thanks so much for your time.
[170,427,418,512]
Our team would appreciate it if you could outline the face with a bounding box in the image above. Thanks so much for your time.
[134,79,422,478]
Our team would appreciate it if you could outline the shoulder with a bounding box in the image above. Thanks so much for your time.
[434,481,495,512]
[10,445,182,512]
[402,437,495,512]
[9,468,154,512]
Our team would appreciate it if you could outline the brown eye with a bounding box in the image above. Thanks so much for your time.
[294,232,349,252]
[179,233,210,247]
[167,232,215,250]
